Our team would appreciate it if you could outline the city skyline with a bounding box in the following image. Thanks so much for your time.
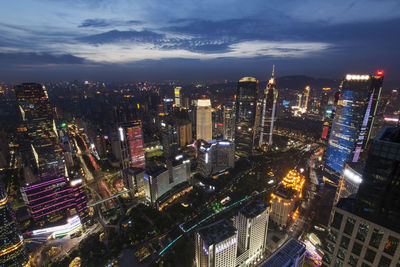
[1,1,400,81]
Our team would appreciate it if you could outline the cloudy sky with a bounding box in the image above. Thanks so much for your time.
[1,0,399,82]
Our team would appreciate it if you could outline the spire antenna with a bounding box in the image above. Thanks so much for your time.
[272,65,275,78]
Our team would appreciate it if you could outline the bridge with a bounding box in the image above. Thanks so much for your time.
[87,189,130,207]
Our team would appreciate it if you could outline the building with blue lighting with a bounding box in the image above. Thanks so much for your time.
[324,72,383,184]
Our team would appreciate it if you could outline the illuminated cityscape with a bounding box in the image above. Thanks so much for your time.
[0,1,400,267]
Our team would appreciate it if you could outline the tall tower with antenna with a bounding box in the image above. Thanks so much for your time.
[259,66,278,150]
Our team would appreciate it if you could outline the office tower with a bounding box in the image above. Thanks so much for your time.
[333,162,364,205]
[177,120,193,147]
[174,86,182,108]
[322,127,400,267]
[324,72,384,184]
[197,140,234,177]
[160,115,179,159]
[16,83,88,227]
[196,99,212,141]
[143,156,190,203]
[270,170,305,227]
[259,238,306,267]
[223,104,235,141]
[124,167,145,196]
[117,121,146,170]
[195,219,238,267]
[235,201,269,266]
[0,188,27,266]
[301,86,310,112]
[235,77,259,157]
[259,66,278,149]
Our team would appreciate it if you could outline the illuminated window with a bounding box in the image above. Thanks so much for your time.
[383,235,399,256]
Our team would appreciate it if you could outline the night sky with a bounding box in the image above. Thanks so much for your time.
[1,0,399,82]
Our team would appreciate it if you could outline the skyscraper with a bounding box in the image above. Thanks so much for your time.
[223,103,235,141]
[322,126,400,267]
[0,188,27,266]
[259,66,278,149]
[16,83,88,227]
[235,77,258,157]
[324,72,383,184]
[235,201,269,266]
[196,99,212,141]
[118,120,146,170]
[195,219,238,267]
[174,86,182,108]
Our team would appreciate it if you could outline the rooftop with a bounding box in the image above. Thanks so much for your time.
[259,238,305,267]
[197,219,236,246]
[239,200,268,218]
[378,126,400,144]
[239,77,257,83]
[274,186,297,200]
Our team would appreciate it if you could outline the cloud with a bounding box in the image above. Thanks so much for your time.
[0,52,85,65]
[77,30,164,44]
[78,19,142,28]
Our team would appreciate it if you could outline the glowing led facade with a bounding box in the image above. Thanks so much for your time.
[0,189,27,266]
[325,73,383,183]
[118,121,146,170]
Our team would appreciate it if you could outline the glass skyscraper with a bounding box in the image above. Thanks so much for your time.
[235,77,259,157]
[259,67,278,150]
[324,73,383,183]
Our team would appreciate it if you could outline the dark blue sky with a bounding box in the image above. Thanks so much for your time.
[1,0,399,82]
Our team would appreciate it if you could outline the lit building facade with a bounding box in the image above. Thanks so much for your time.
[270,170,305,227]
[117,121,146,170]
[143,157,190,203]
[196,99,213,141]
[235,201,269,267]
[174,86,182,108]
[178,120,192,147]
[324,73,383,184]
[235,77,259,157]
[0,189,27,266]
[223,104,235,141]
[195,219,238,267]
[16,83,88,227]
[197,140,234,177]
[259,67,278,149]
[334,162,364,206]
[323,126,400,267]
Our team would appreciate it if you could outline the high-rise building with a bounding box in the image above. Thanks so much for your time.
[195,219,238,267]
[235,201,269,266]
[174,86,182,108]
[270,170,305,227]
[117,121,146,170]
[196,99,212,141]
[322,126,400,267]
[143,156,190,203]
[235,77,259,157]
[177,120,192,147]
[259,66,278,150]
[16,83,88,227]
[223,104,235,141]
[324,72,384,184]
[197,139,234,177]
[0,188,27,266]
